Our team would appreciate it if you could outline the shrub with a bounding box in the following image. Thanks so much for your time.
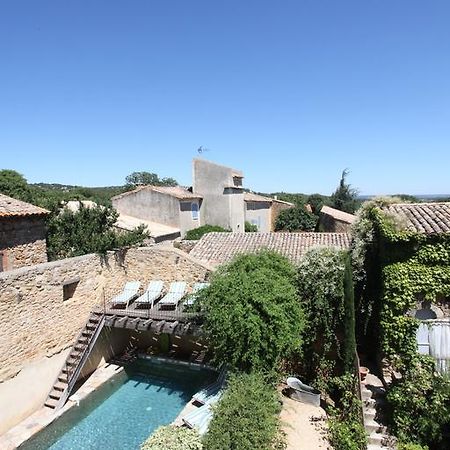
[203,372,283,450]
[244,221,258,232]
[199,250,304,372]
[275,206,317,231]
[386,356,450,448]
[140,425,202,450]
[397,443,429,450]
[185,225,230,240]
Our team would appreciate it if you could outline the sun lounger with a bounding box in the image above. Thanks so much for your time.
[158,281,187,310]
[182,390,222,435]
[192,366,227,405]
[184,282,210,307]
[182,402,214,435]
[110,281,141,308]
[135,280,164,308]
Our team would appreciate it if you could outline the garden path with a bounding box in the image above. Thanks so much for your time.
[279,393,328,449]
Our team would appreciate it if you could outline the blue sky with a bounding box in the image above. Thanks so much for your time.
[1,1,449,195]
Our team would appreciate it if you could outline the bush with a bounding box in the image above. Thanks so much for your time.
[245,221,258,232]
[386,356,450,448]
[141,425,202,450]
[185,225,230,240]
[397,443,429,450]
[204,372,283,450]
[275,206,317,231]
[199,251,304,372]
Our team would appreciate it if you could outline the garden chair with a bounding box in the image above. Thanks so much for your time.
[184,282,210,308]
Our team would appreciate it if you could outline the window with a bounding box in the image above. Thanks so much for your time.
[191,202,199,220]
[63,277,80,301]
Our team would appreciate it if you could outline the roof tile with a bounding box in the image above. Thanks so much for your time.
[381,202,450,234]
[190,232,351,266]
[0,194,49,217]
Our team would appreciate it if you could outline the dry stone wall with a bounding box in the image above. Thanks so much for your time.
[0,216,47,270]
[0,246,211,382]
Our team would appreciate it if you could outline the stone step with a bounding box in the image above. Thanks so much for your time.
[368,431,388,446]
[364,409,376,421]
[54,381,67,391]
[44,398,59,409]
[49,389,62,400]
[364,419,385,434]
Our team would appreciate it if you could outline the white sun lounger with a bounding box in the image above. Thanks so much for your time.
[192,366,227,405]
[110,281,141,308]
[182,391,222,435]
[158,281,187,309]
[135,280,164,308]
[184,282,210,307]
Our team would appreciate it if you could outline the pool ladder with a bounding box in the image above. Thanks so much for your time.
[44,311,105,410]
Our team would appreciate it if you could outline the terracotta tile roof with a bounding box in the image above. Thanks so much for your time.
[244,192,274,203]
[0,193,49,217]
[190,232,351,266]
[381,202,450,234]
[320,205,356,224]
[112,185,202,201]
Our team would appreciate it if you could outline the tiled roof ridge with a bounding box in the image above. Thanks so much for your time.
[320,205,356,223]
[112,185,201,201]
[0,193,49,217]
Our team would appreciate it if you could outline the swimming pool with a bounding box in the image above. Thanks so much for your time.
[20,359,215,450]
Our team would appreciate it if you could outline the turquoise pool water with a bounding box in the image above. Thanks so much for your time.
[21,360,215,450]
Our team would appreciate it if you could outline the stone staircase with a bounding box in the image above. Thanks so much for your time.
[361,372,396,450]
[44,311,105,410]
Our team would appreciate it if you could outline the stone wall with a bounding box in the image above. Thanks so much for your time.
[270,201,293,231]
[0,246,211,382]
[0,216,47,271]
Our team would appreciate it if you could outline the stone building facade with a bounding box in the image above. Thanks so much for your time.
[0,194,49,271]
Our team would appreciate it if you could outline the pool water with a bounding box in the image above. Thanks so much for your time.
[21,360,215,450]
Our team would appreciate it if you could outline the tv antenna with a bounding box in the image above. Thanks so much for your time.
[197,146,211,154]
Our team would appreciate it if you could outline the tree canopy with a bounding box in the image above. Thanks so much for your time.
[331,169,359,214]
[47,205,148,260]
[274,206,317,231]
[0,169,33,202]
[125,171,178,188]
[199,250,304,373]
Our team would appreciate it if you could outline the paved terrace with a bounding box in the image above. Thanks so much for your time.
[190,232,351,267]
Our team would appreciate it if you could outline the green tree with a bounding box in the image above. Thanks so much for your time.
[331,169,358,214]
[46,205,148,260]
[125,171,178,188]
[275,206,317,231]
[307,193,329,215]
[0,169,33,202]
[199,250,304,373]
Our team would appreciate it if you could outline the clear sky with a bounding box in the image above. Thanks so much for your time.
[1,1,449,195]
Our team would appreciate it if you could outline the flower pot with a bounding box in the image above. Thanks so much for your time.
[359,366,369,381]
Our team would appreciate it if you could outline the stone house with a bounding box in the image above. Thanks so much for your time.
[319,205,356,232]
[244,192,294,232]
[0,193,49,271]
[112,186,202,241]
[112,159,295,239]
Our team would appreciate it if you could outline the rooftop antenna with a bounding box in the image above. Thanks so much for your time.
[197,146,211,154]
